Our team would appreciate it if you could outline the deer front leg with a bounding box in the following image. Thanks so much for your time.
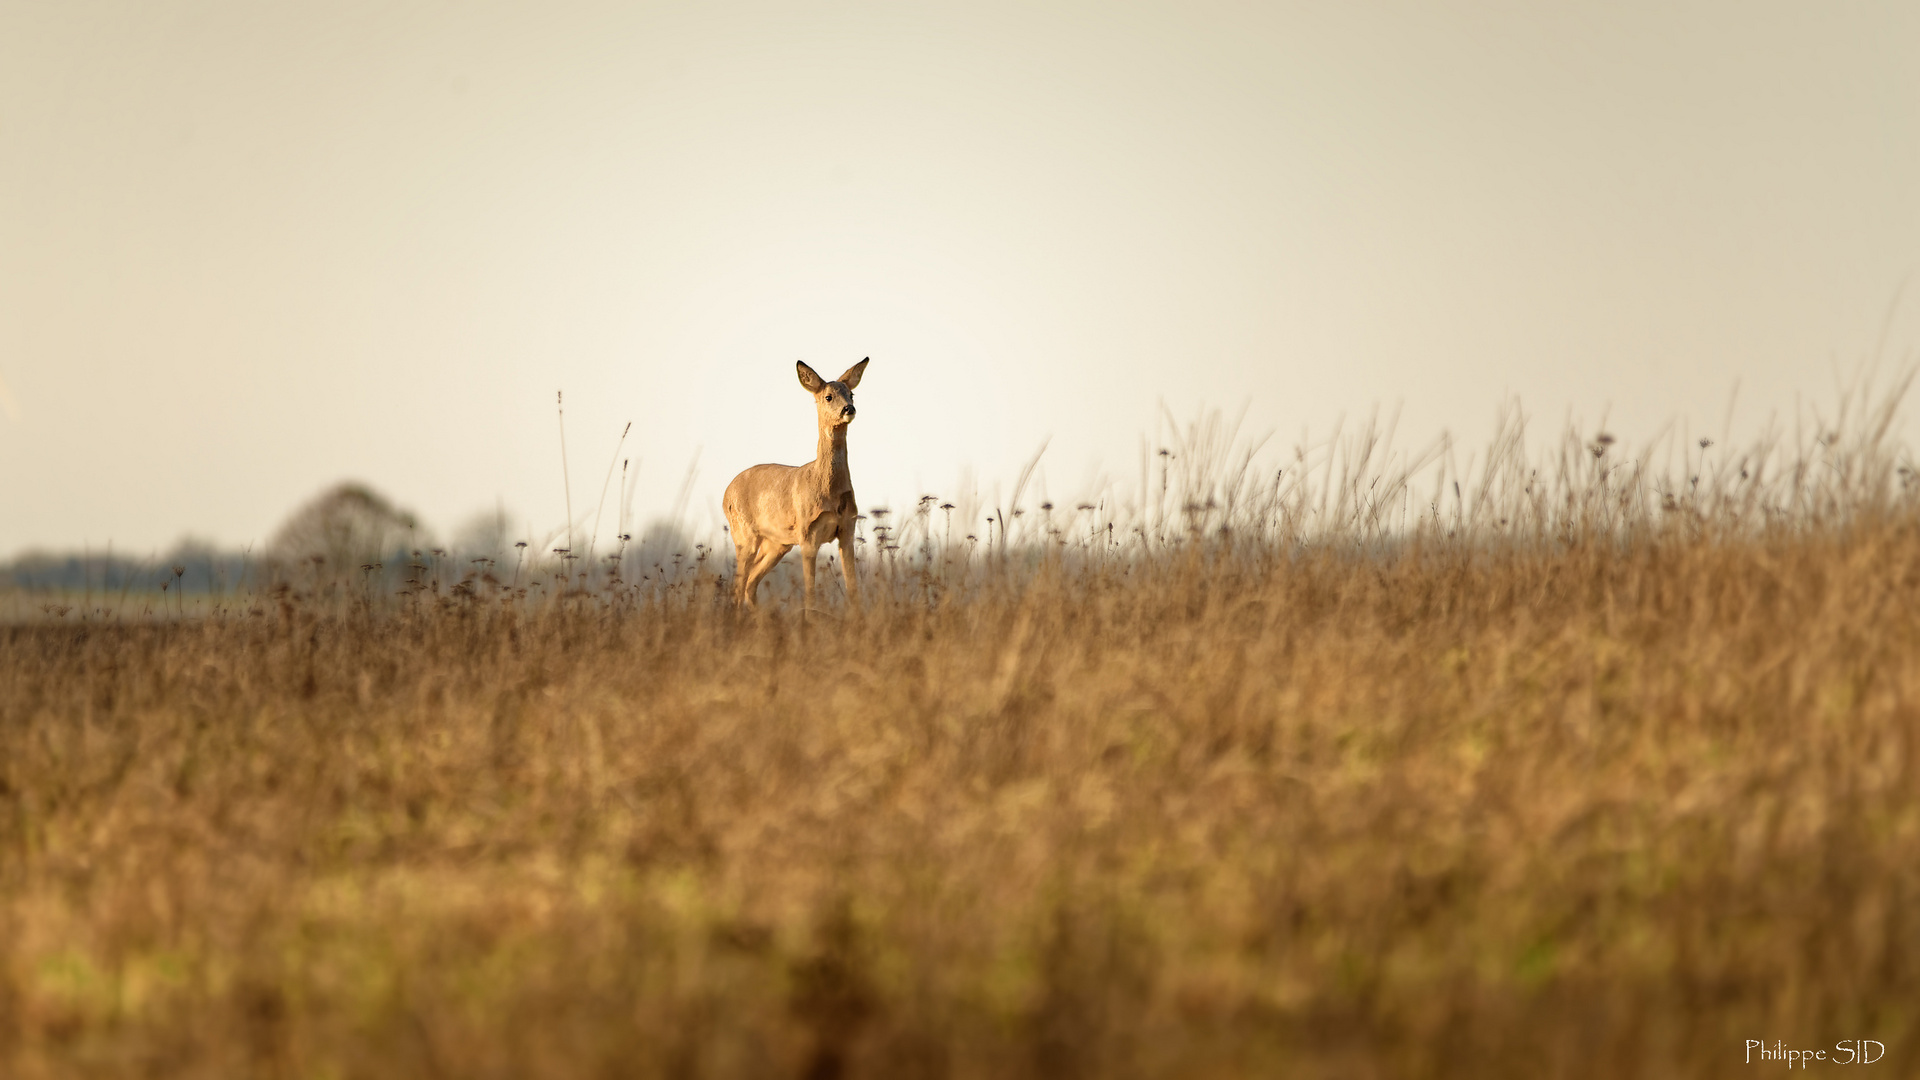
[800,541,820,612]
[837,527,860,608]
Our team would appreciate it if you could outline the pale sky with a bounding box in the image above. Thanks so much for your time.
[3,2,1917,555]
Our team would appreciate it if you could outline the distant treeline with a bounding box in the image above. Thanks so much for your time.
[2,550,259,594]
[0,548,489,596]
[5,472,711,603]
[3,529,702,598]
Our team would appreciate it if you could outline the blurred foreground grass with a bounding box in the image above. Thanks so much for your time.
[5,402,1920,1077]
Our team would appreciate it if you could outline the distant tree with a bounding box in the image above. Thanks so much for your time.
[452,506,518,562]
[270,482,423,569]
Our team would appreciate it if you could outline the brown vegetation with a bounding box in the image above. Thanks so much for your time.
[3,398,1919,1078]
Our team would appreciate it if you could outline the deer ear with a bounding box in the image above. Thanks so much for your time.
[837,357,869,389]
[796,361,826,393]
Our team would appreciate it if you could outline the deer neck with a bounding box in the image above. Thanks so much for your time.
[810,422,852,497]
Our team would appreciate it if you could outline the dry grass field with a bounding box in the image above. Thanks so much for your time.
[4,399,1919,1078]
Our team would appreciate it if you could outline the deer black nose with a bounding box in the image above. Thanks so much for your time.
[842,405,855,419]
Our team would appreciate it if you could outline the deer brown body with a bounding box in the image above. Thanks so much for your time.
[723,358,869,611]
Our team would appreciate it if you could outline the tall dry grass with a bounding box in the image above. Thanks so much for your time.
[4,386,1920,1078]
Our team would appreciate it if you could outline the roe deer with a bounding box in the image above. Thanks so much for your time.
[723,358,869,611]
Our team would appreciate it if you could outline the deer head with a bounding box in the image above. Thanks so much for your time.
[797,358,867,430]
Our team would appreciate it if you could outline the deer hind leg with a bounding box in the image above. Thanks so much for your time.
[742,543,792,610]
[730,531,758,607]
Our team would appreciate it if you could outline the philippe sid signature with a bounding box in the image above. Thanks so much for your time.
[1746,1040,1885,1068]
